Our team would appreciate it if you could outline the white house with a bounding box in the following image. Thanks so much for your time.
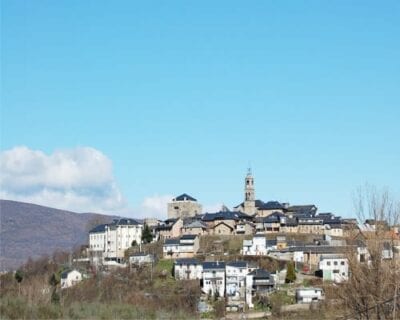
[323,224,344,237]
[226,261,248,304]
[88,224,107,266]
[174,258,203,280]
[242,235,269,256]
[296,287,324,303]
[60,269,83,289]
[163,238,180,257]
[163,235,199,259]
[202,261,226,297]
[318,254,348,283]
[89,218,143,264]
[129,253,155,266]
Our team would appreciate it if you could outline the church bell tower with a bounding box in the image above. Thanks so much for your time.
[244,168,256,215]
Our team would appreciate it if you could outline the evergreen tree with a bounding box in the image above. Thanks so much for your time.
[14,270,23,284]
[15,270,23,295]
[49,272,60,287]
[141,224,153,244]
[285,261,296,283]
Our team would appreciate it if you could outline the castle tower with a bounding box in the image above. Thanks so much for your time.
[244,168,256,215]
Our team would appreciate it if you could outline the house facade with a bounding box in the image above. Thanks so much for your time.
[212,221,235,235]
[318,254,349,283]
[235,222,254,235]
[242,235,270,256]
[89,219,143,264]
[202,262,226,297]
[226,261,248,306]
[157,218,183,239]
[129,253,155,266]
[174,258,203,280]
[61,269,83,289]
[163,235,199,259]
[296,287,324,303]
[245,269,275,308]
[181,220,208,236]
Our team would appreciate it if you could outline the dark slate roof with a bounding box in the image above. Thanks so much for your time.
[235,200,265,208]
[174,193,197,202]
[89,224,107,233]
[266,239,277,246]
[183,220,207,229]
[258,201,284,210]
[164,218,178,224]
[61,269,81,279]
[112,218,140,226]
[263,212,285,223]
[202,261,226,270]
[61,269,71,279]
[318,212,334,218]
[180,234,197,240]
[175,258,200,265]
[227,261,247,268]
[164,238,180,245]
[318,213,342,224]
[157,225,173,231]
[324,222,343,229]
[249,269,271,279]
[202,211,251,222]
[287,205,317,215]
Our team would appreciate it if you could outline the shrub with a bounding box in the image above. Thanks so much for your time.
[285,261,296,283]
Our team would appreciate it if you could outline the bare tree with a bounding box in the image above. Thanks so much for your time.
[338,185,400,320]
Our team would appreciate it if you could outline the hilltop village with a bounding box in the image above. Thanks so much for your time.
[75,171,399,316]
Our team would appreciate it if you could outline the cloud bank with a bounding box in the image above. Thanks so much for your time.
[0,146,126,213]
[1,146,226,219]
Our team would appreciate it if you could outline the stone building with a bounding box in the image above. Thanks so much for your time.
[167,193,202,219]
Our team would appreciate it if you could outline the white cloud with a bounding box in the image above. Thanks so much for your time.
[0,146,225,220]
[0,146,127,213]
[203,203,224,213]
[137,194,174,219]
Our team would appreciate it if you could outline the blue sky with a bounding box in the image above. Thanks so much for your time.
[1,1,399,218]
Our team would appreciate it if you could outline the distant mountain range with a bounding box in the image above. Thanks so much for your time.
[0,199,119,271]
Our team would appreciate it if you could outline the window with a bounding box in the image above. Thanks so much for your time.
[327,261,331,266]
[334,261,338,266]
[340,261,345,265]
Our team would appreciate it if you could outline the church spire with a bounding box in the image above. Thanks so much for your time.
[244,168,256,215]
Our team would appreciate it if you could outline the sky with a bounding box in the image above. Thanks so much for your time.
[1,1,399,219]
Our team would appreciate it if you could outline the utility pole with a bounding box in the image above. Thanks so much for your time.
[393,283,398,320]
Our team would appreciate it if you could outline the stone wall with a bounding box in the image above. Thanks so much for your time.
[167,201,202,219]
